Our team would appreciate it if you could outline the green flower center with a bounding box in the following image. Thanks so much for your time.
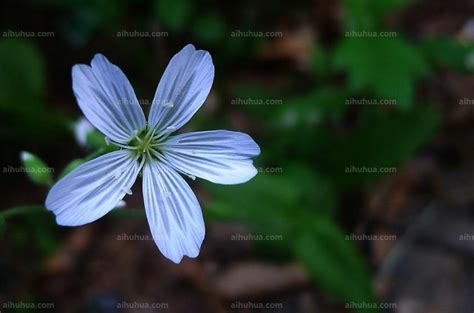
[128,128,163,163]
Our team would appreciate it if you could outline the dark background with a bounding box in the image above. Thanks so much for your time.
[1,0,474,312]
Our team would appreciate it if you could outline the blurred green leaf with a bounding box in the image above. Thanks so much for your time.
[275,86,348,128]
[206,165,338,238]
[20,151,53,187]
[31,215,60,254]
[312,44,330,79]
[232,84,282,121]
[295,218,378,312]
[154,0,193,32]
[86,129,107,150]
[419,37,474,72]
[314,105,440,188]
[334,37,429,109]
[342,0,418,30]
[265,86,349,161]
[0,39,70,140]
[58,158,85,179]
[8,212,59,257]
[0,39,44,106]
[192,12,226,44]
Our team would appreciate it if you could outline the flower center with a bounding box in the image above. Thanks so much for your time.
[128,128,163,163]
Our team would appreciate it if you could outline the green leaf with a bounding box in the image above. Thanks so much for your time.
[154,0,193,32]
[265,86,348,160]
[206,165,337,232]
[295,218,378,312]
[312,44,330,79]
[314,105,440,188]
[275,86,349,129]
[419,37,474,72]
[342,0,418,30]
[205,165,338,261]
[86,129,107,150]
[192,12,226,44]
[0,39,70,140]
[58,158,85,179]
[333,37,429,109]
[0,39,44,106]
[20,151,53,187]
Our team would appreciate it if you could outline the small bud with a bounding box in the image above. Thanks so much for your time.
[20,151,54,187]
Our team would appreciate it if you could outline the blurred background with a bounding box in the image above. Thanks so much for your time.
[1,0,474,312]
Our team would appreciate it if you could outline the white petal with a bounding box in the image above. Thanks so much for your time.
[72,54,146,143]
[73,117,94,147]
[162,130,260,185]
[148,44,214,136]
[45,150,141,226]
[142,161,205,263]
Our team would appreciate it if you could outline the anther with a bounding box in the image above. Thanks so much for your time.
[113,169,122,179]
[163,101,174,108]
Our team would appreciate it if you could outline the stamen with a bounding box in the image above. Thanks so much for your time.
[113,142,139,150]
[145,125,159,141]
[150,142,164,148]
[132,129,142,142]
[113,168,122,179]
[104,136,111,146]
[163,101,174,108]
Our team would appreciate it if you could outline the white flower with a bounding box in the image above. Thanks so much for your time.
[73,117,94,147]
[45,44,260,263]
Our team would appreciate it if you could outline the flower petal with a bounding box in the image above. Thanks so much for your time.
[142,161,205,263]
[45,150,141,226]
[72,54,146,143]
[148,44,214,136]
[162,130,260,185]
